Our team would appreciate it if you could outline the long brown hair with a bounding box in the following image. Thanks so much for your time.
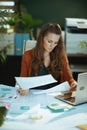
[32,23,66,79]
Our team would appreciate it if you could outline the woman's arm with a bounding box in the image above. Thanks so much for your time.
[20,50,32,77]
[18,50,33,95]
[61,55,77,90]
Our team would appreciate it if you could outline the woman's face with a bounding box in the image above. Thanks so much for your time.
[43,32,60,53]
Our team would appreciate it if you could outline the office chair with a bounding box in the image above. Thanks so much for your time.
[23,40,36,53]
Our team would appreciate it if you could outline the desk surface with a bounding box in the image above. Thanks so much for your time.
[0,85,87,130]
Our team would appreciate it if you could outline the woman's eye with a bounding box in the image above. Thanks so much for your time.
[48,40,51,43]
[55,42,58,44]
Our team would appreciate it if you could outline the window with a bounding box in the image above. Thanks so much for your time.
[0,0,19,32]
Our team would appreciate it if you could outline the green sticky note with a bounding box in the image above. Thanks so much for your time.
[47,103,64,112]
[20,106,30,110]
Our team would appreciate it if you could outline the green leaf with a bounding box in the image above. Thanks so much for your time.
[0,107,7,126]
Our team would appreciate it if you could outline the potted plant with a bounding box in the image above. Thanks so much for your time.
[0,5,42,56]
[0,44,11,63]
[0,106,8,126]
[13,4,43,55]
[15,4,43,39]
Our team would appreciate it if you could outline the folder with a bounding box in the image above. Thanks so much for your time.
[14,33,30,55]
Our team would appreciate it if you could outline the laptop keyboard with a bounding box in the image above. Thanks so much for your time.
[65,97,75,103]
[55,95,75,103]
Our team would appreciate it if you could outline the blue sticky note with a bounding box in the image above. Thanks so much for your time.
[2,88,11,91]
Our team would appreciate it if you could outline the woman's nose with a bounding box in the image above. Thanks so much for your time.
[49,43,53,47]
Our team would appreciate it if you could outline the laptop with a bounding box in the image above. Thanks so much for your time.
[55,72,87,105]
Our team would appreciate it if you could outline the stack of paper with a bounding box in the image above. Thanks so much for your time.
[15,74,57,89]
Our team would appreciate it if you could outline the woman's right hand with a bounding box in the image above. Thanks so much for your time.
[18,88,29,95]
[69,81,77,92]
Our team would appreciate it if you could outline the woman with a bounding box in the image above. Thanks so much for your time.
[18,23,77,95]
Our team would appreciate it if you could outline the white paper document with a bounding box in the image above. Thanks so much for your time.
[32,81,70,94]
[6,104,63,124]
[0,84,18,103]
[15,74,57,89]
[47,113,87,129]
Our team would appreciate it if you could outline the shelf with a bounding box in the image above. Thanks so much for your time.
[67,53,87,57]
[70,64,87,73]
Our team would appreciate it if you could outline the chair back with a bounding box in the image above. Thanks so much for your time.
[23,40,36,53]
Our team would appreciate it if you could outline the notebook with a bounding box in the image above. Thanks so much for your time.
[55,72,87,105]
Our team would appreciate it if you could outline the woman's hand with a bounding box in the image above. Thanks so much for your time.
[18,88,29,95]
[69,81,78,92]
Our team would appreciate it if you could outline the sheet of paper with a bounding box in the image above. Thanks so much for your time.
[6,104,63,124]
[0,121,79,130]
[32,81,70,94]
[47,113,87,129]
[0,84,18,103]
[15,74,57,89]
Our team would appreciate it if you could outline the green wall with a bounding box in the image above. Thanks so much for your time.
[21,0,87,29]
